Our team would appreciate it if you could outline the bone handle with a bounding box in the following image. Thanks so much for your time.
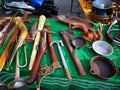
[60,31,86,76]
[29,15,46,70]
[15,51,20,80]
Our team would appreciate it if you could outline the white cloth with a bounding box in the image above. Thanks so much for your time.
[5,1,35,10]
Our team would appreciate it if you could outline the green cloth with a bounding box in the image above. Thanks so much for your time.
[0,18,120,90]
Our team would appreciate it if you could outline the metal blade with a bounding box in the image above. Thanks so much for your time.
[31,22,38,38]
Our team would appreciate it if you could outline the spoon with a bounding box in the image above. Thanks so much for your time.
[7,50,26,89]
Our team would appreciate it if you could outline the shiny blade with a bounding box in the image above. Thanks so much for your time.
[31,22,38,38]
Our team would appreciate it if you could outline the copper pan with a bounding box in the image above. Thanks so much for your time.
[90,56,117,80]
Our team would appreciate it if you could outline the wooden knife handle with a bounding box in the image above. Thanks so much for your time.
[106,33,113,42]
[27,47,46,84]
[27,32,47,84]
[60,30,86,76]
[65,68,72,80]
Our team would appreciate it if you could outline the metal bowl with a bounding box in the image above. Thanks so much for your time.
[92,0,113,10]
[92,41,113,56]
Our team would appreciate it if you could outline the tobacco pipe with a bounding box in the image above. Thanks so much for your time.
[0,12,31,71]
[26,31,47,84]
[60,30,86,76]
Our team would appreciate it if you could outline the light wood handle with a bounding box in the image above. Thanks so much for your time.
[65,68,72,81]
[29,15,46,70]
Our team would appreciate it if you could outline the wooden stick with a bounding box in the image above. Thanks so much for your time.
[46,24,59,63]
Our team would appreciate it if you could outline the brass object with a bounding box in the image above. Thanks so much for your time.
[36,62,61,90]
[90,0,113,23]
[90,11,113,23]
[90,56,117,80]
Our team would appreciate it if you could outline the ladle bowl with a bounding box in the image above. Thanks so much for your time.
[72,36,86,49]
[65,30,86,49]
[7,79,26,89]
[7,49,27,89]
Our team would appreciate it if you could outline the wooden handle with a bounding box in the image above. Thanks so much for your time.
[65,68,72,80]
[27,45,46,84]
[46,24,58,62]
[106,33,113,42]
[27,31,47,84]
[29,15,46,70]
[60,31,86,76]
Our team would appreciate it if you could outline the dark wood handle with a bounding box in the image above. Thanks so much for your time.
[60,30,86,76]
[26,47,46,84]
[27,32,47,84]
[46,24,58,63]
[106,33,113,42]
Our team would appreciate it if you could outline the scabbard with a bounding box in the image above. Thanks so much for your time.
[60,30,86,76]
[27,31,47,84]
[46,24,58,63]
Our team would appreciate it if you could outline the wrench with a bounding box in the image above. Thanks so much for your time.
[50,40,72,80]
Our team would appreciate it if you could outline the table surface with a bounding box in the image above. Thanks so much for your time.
[0,18,120,90]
